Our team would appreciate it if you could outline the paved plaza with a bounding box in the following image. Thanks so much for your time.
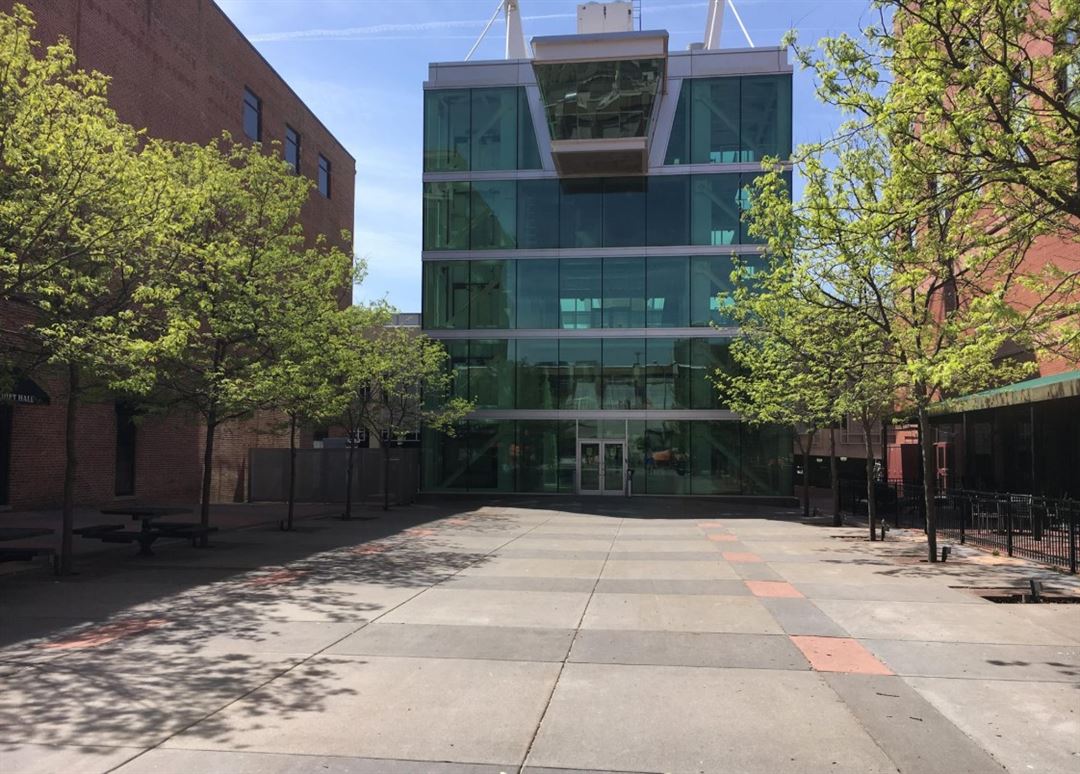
[1,498,1078,773]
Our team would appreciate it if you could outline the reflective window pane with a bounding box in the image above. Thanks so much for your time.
[559,258,603,329]
[603,178,647,247]
[646,256,690,328]
[690,255,736,327]
[645,338,691,410]
[421,426,470,489]
[444,339,471,402]
[424,89,470,172]
[647,175,690,246]
[740,75,792,162]
[517,179,560,249]
[690,337,735,409]
[741,424,793,495]
[517,259,559,329]
[470,260,515,329]
[535,59,664,140]
[602,338,646,410]
[515,339,559,409]
[465,420,515,491]
[690,422,741,494]
[664,81,690,165]
[643,420,690,494]
[423,182,470,251]
[517,88,543,170]
[469,339,515,409]
[560,180,603,248]
[516,420,573,492]
[691,174,740,246]
[422,261,470,329]
[471,88,518,171]
[470,180,516,250]
[691,77,740,164]
[602,257,646,329]
[558,338,601,410]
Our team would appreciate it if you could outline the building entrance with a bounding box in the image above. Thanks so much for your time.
[577,439,626,495]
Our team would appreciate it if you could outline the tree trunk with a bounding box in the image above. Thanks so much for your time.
[343,430,355,520]
[382,443,391,512]
[863,420,878,542]
[829,426,841,526]
[918,407,938,562]
[59,364,80,576]
[285,412,296,531]
[199,410,217,547]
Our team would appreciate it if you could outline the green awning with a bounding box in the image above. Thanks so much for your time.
[929,370,1080,417]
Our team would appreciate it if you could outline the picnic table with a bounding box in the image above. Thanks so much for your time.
[0,526,57,571]
[77,506,215,556]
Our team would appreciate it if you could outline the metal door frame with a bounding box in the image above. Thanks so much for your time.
[577,438,626,496]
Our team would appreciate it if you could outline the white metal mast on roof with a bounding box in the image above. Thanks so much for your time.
[465,0,528,61]
[703,0,755,49]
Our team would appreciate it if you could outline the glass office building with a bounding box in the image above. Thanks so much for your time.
[421,27,794,497]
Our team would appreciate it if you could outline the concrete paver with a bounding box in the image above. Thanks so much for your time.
[3,498,1078,774]
[526,663,898,773]
[163,655,561,765]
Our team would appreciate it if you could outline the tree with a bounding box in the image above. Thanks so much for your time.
[1,6,183,574]
[721,245,849,524]
[265,298,390,528]
[350,328,472,511]
[150,137,352,540]
[745,105,1041,561]
[793,0,1080,357]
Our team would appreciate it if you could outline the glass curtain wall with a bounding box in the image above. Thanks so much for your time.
[665,75,793,165]
[423,257,760,331]
[425,87,541,172]
[424,420,791,496]
[423,174,784,251]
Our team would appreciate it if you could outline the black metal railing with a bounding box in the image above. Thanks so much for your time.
[937,490,1079,574]
[839,479,1079,573]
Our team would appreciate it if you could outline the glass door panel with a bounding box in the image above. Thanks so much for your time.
[603,443,625,493]
[579,442,601,493]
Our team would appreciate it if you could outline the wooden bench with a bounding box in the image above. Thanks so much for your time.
[152,523,219,546]
[73,524,125,538]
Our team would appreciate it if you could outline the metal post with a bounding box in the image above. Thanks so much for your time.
[1005,499,1014,557]
[1069,507,1077,575]
[959,494,966,544]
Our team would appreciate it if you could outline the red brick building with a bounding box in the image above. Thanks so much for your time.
[1,0,355,509]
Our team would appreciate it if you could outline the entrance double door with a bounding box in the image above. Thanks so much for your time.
[578,440,626,495]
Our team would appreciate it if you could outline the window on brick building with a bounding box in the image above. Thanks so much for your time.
[114,402,137,497]
[243,88,262,141]
[318,154,331,198]
[285,126,301,173]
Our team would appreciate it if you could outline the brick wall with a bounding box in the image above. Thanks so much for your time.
[4,0,354,509]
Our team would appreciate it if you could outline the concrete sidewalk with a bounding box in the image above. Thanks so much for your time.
[0,498,1077,773]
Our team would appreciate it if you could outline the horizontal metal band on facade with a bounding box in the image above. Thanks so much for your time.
[421,162,795,183]
[425,327,741,339]
[465,409,742,421]
[422,245,768,261]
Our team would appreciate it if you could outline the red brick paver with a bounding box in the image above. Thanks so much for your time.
[721,552,763,563]
[790,636,894,675]
[708,534,739,542]
[745,580,803,598]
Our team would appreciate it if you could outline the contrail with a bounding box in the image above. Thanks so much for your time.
[248,2,710,43]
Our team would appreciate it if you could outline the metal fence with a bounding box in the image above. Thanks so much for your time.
[840,479,1079,573]
[840,478,925,529]
[937,491,1079,574]
[248,447,420,506]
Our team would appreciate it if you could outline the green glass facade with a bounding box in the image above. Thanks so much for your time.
[423,173,790,251]
[421,68,794,498]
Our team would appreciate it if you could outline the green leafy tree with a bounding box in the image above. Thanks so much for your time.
[151,137,352,539]
[350,328,472,511]
[1,6,183,573]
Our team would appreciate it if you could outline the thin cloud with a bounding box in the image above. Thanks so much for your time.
[249,2,710,43]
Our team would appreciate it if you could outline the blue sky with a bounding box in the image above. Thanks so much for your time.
[216,0,878,312]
